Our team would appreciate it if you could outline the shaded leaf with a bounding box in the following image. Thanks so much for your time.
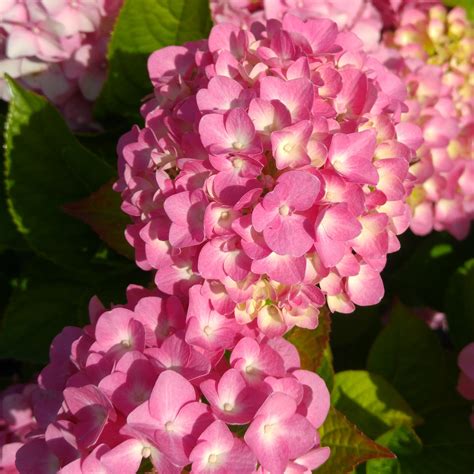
[367,304,446,412]
[286,307,331,372]
[387,232,473,311]
[4,78,114,271]
[64,180,133,260]
[317,344,335,393]
[316,407,395,474]
[445,259,474,350]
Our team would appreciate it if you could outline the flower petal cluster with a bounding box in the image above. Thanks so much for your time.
[457,342,474,428]
[0,384,38,473]
[209,0,441,51]
[384,5,474,239]
[116,15,420,327]
[209,0,383,50]
[0,0,122,129]
[371,0,440,28]
[11,286,330,473]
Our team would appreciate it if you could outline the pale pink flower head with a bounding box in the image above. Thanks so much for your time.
[117,14,420,332]
[385,5,474,240]
[0,0,123,129]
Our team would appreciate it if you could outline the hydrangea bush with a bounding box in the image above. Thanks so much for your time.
[0,1,473,473]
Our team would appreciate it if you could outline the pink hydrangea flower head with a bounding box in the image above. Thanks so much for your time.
[384,5,474,239]
[0,0,123,129]
[13,289,331,472]
[117,14,420,331]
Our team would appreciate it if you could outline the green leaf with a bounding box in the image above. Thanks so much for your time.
[443,0,474,20]
[317,344,335,393]
[0,257,148,363]
[96,0,212,121]
[331,305,383,372]
[64,180,133,260]
[366,426,422,474]
[445,259,474,350]
[286,307,331,372]
[0,107,25,253]
[0,266,92,363]
[387,232,473,311]
[332,371,421,439]
[4,78,114,271]
[368,406,474,474]
[367,304,446,412]
[316,407,395,474]
[399,406,474,474]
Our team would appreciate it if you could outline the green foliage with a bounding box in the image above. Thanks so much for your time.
[443,0,474,20]
[445,259,474,350]
[0,79,150,363]
[286,307,331,371]
[96,0,212,122]
[332,371,421,439]
[367,304,447,412]
[387,232,473,311]
[64,180,134,260]
[0,257,147,363]
[0,105,25,253]
[366,426,422,474]
[317,407,395,474]
[367,406,474,474]
[4,78,114,272]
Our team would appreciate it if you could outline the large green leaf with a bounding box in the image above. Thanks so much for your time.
[366,426,422,474]
[445,259,474,350]
[332,371,421,439]
[0,106,25,253]
[316,407,395,474]
[96,0,212,121]
[4,78,114,271]
[367,305,446,412]
[367,406,474,474]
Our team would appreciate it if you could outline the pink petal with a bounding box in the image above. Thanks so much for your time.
[149,371,196,421]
